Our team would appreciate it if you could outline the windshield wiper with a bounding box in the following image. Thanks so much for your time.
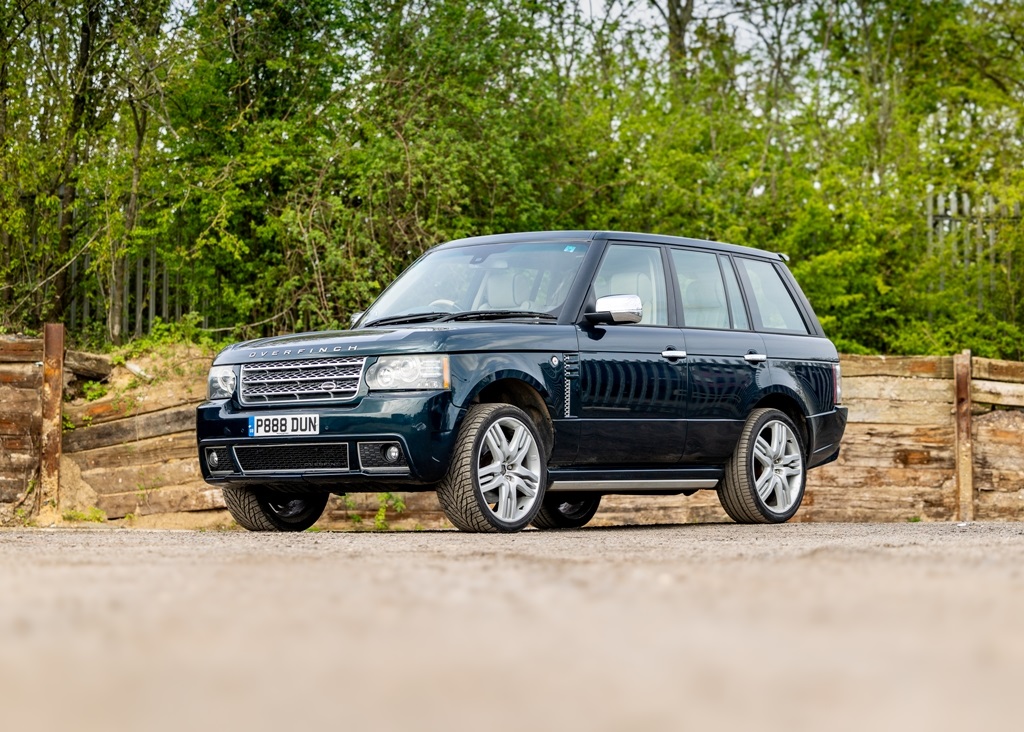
[442,310,557,322]
[362,311,452,328]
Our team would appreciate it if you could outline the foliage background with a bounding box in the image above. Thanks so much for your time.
[2,0,1023,356]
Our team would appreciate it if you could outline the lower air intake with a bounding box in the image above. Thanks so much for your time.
[233,443,350,473]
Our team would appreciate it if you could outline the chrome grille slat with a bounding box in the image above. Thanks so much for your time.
[240,357,365,405]
[243,369,362,384]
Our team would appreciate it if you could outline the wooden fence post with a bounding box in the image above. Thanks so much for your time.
[38,323,64,522]
[953,349,974,521]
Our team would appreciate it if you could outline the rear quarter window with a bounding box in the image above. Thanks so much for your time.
[735,258,809,334]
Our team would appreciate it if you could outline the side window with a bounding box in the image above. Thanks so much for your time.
[736,258,809,334]
[719,255,750,330]
[671,249,730,329]
[592,244,669,325]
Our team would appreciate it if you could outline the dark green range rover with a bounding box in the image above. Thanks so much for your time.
[197,231,847,533]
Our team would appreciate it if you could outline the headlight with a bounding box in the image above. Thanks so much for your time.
[365,355,450,391]
[208,366,237,400]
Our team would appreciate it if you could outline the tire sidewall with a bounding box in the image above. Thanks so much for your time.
[745,409,806,523]
[255,491,329,532]
[470,405,547,532]
[537,493,601,529]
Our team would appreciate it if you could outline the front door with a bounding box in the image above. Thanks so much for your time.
[576,243,688,465]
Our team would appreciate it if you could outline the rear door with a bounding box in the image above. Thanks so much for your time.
[669,248,767,463]
[733,256,837,417]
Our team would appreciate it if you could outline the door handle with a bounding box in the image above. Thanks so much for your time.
[744,353,767,363]
[661,350,687,360]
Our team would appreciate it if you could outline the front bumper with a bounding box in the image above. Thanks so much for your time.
[196,391,462,489]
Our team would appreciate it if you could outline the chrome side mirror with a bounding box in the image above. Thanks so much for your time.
[349,311,364,329]
[585,294,643,325]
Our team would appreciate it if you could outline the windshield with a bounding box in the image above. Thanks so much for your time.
[360,240,590,326]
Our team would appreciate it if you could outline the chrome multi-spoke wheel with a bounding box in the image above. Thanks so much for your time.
[437,403,547,533]
[223,487,329,531]
[751,420,803,514]
[476,416,542,522]
[719,408,806,524]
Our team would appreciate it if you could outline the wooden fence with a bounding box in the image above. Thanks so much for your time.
[3,326,1024,527]
[926,190,1023,313]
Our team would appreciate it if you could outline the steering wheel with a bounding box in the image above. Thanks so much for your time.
[428,299,459,313]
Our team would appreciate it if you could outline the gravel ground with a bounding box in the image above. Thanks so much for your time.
[3,522,1024,731]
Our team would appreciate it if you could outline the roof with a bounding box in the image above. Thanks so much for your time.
[433,230,783,260]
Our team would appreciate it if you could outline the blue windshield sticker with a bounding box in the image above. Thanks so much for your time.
[564,246,576,252]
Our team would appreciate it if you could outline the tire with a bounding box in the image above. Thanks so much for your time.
[437,403,547,533]
[718,408,806,524]
[532,493,601,529]
[222,486,329,532]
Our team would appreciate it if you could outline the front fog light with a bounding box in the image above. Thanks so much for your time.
[384,445,401,463]
[208,366,237,400]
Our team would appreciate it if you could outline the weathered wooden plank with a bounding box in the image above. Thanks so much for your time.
[96,483,225,519]
[81,458,201,495]
[974,425,1024,447]
[971,357,1024,384]
[973,469,1024,493]
[0,363,42,388]
[975,490,1024,521]
[798,498,954,523]
[39,323,64,519]
[841,397,952,425]
[844,376,953,403]
[810,466,955,489]
[816,424,955,469]
[0,385,40,436]
[0,419,36,437]
[63,405,195,453]
[323,491,448,527]
[806,486,957,509]
[954,351,974,521]
[0,435,34,453]
[840,354,954,379]
[971,380,1024,407]
[66,431,197,471]
[0,474,31,502]
[64,393,203,428]
[0,337,43,363]
[64,350,113,380]
[974,411,1024,473]
[63,399,137,428]
[0,385,42,415]
[0,448,38,472]
[975,450,1024,473]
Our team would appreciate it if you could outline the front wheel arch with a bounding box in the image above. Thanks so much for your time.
[472,377,554,460]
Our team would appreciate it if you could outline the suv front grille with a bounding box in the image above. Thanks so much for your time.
[240,357,365,404]
[233,443,350,472]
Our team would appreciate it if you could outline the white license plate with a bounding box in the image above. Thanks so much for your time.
[248,414,320,437]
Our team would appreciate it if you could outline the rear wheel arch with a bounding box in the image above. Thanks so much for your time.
[752,392,810,456]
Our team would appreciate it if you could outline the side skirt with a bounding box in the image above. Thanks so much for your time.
[547,467,722,494]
